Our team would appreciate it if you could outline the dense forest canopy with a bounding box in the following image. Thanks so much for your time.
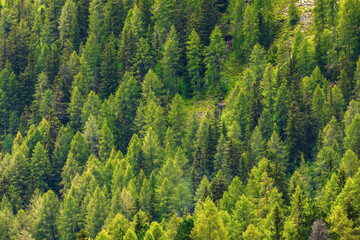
[0,0,360,239]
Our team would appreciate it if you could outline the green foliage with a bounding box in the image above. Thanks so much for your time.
[204,26,226,90]
[1,1,360,239]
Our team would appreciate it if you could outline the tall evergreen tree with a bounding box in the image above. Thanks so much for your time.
[100,33,118,99]
[186,29,203,94]
[161,26,180,96]
[204,26,226,90]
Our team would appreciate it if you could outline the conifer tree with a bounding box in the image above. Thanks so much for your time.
[99,122,115,162]
[330,205,357,240]
[124,229,138,240]
[61,153,81,193]
[5,151,32,210]
[113,72,141,152]
[191,198,228,239]
[86,187,108,239]
[107,213,130,239]
[151,0,175,44]
[59,0,76,45]
[186,29,203,94]
[190,0,218,45]
[273,84,290,139]
[340,149,359,178]
[344,114,360,156]
[68,86,84,132]
[103,0,125,37]
[168,94,185,146]
[127,134,145,175]
[337,0,360,62]
[69,131,91,167]
[81,91,101,125]
[204,26,226,90]
[222,137,241,181]
[286,102,307,172]
[100,33,118,99]
[132,37,153,80]
[31,142,51,191]
[161,26,180,96]
[88,0,105,40]
[84,115,100,155]
[118,10,137,75]
[31,190,59,240]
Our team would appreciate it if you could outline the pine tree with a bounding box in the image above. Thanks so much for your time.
[204,26,226,90]
[286,102,307,172]
[161,26,180,96]
[7,21,30,76]
[214,133,226,173]
[103,0,125,37]
[344,114,360,156]
[60,153,81,193]
[311,85,330,135]
[241,4,259,58]
[84,115,100,156]
[340,149,359,178]
[186,29,203,94]
[68,86,84,132]
[99,122,115,162]
[273,84,290,139]
[190,0,218,45]
[330,205,357,240]
[168,94,185,146]
[69,131,91,167]
[5,151,32,210]
[113,72,141,152]
[58,0,76,45]
[337,0,360,62]
[124,229,138,240]
[118,10,137,75]
[96,230,111,240]
[86,187,108,239]
[81,91,101,125]
[107,213,130,239]
[88,0,105,40]
[100,33,118,99]
[142,127,162,175]
[191,198,228,239]
[126,134,145,175]
[31,190,59,240]
[141,69,165,101]
[222,138,240,181]
[74,0,90,44]
[243,224,262,239]
[258,108,273,141]
[31,142,51,191]
[151,0,175,44]
[132,37,153,80]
